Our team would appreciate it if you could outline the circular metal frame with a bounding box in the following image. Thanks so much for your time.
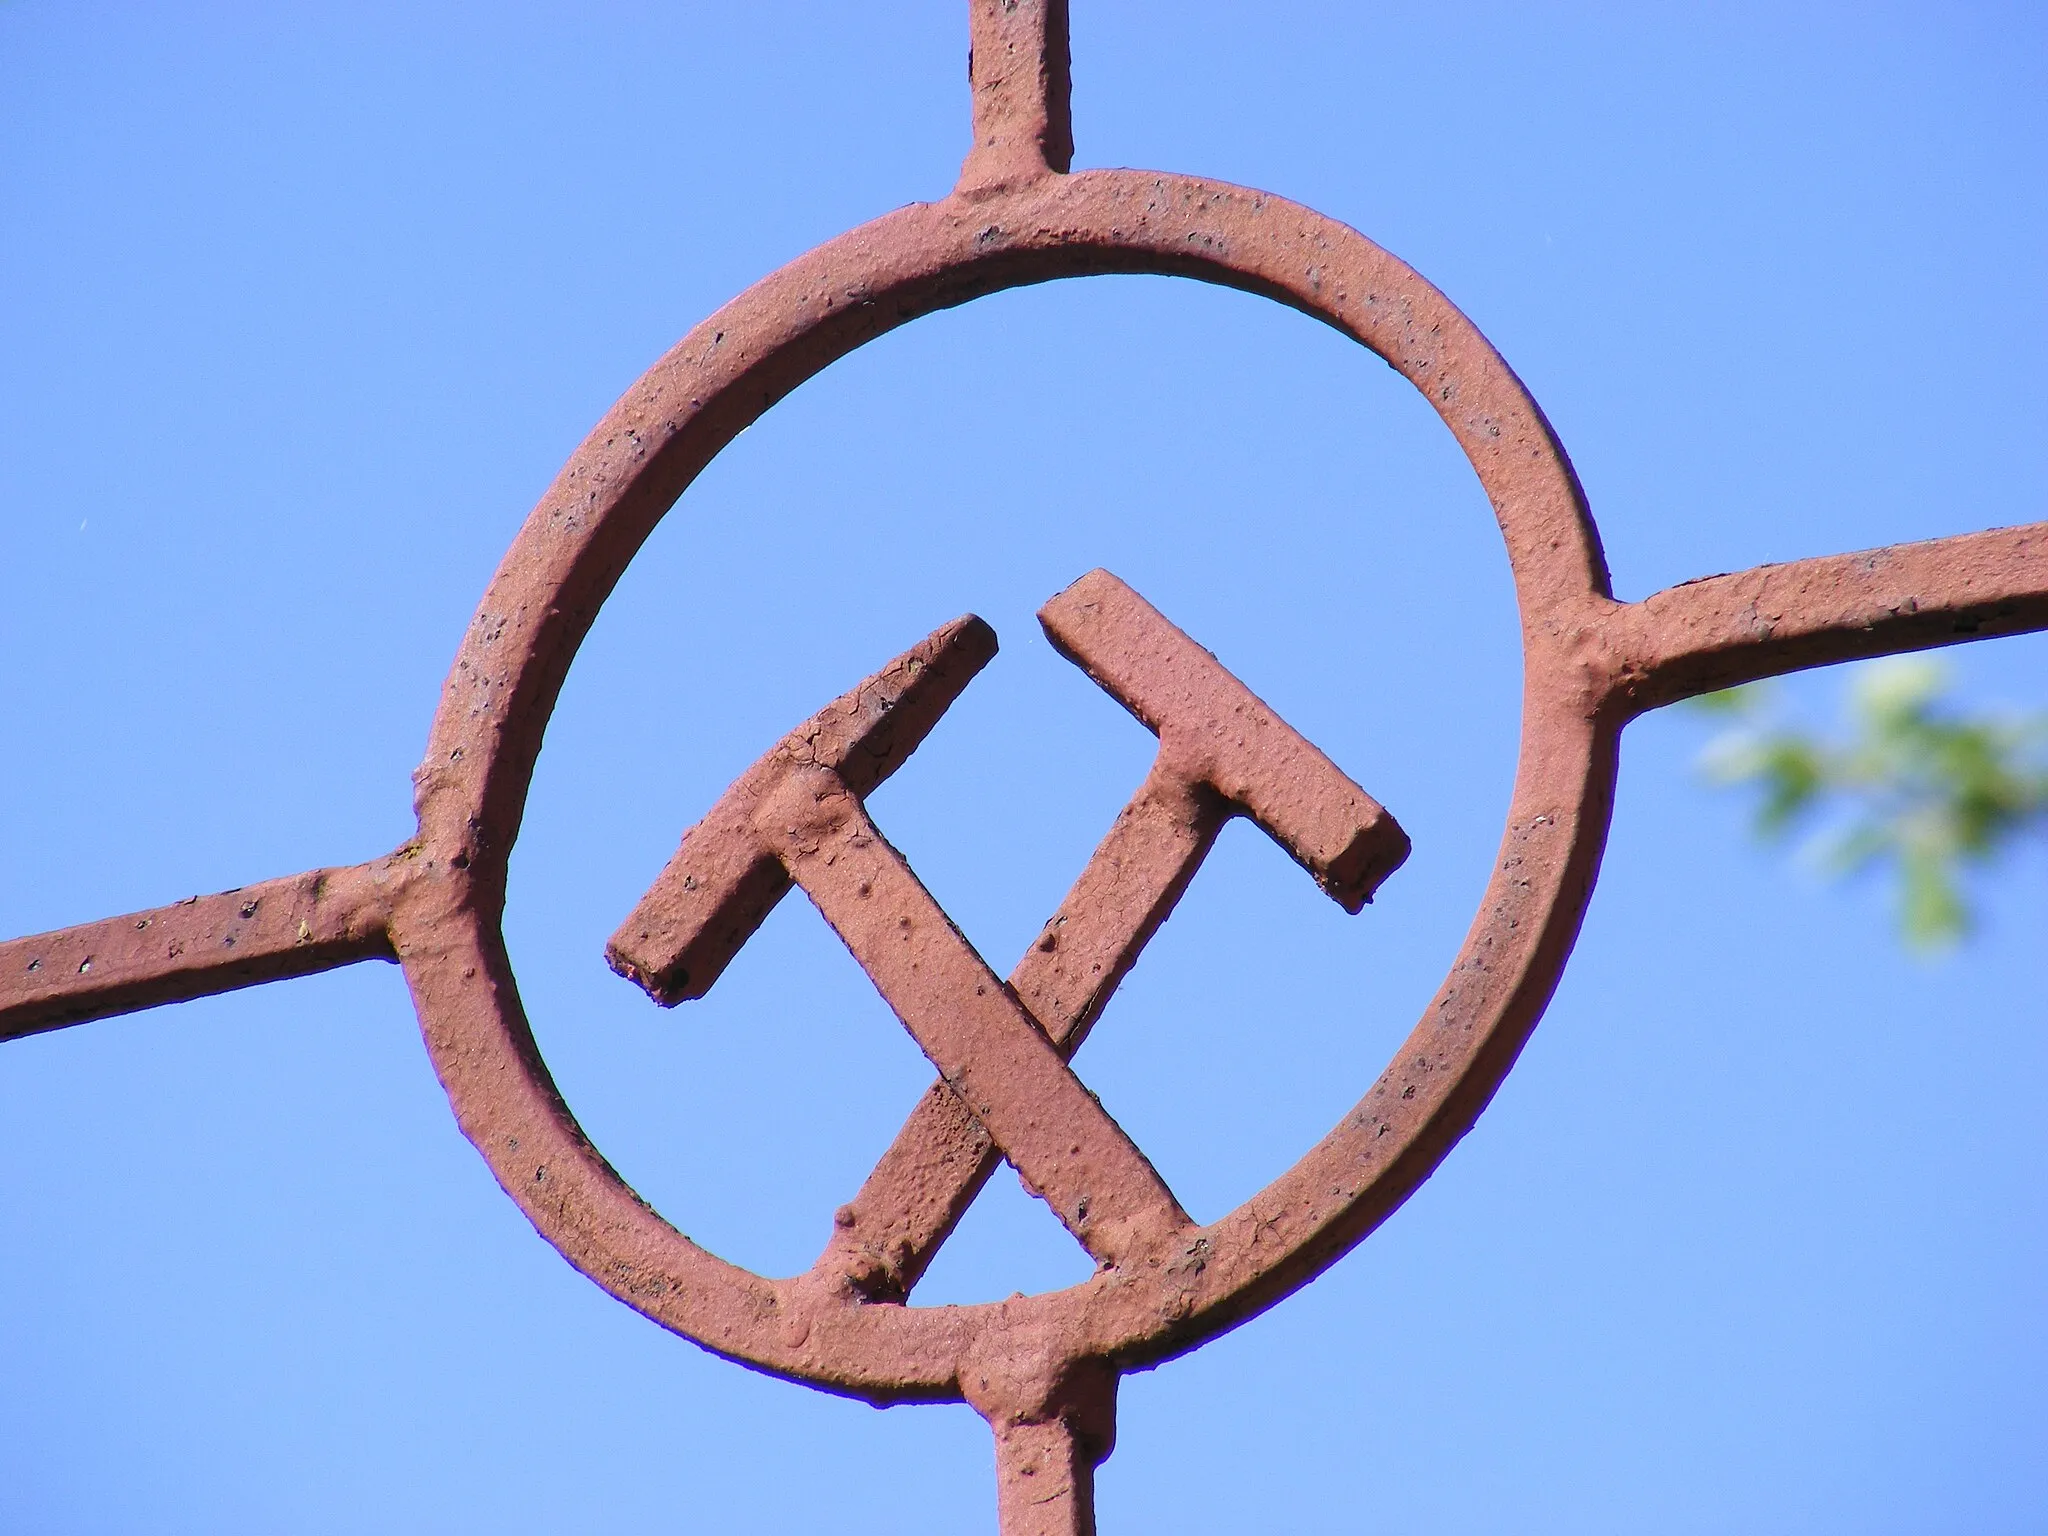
[399,168,1618,1402]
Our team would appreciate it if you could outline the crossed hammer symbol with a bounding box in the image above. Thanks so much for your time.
[607,570,1411,1299]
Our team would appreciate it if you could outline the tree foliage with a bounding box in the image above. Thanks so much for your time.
[1697,659,2048,949]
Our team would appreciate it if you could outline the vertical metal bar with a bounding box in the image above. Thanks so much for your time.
[960,0,1073,190]
[978,1360,1117,1536]
[993,1416,1103,1536]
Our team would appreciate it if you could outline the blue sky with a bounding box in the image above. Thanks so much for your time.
[3,3,2044,1531]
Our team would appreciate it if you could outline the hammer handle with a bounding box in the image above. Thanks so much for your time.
[815,768,1221,1299]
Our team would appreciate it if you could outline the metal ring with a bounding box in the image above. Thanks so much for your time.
[399,168,1614,1401]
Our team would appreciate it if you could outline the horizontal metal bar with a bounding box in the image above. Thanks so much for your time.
[0,857,402,1042]
[1601,521,2048,714]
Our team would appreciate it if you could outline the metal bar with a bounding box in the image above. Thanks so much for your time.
[774,768,1194,1270]
[960,0,1072,191]
[0,857,401,1042]
[1602,521,2048,715]
[991,1415,1103,1536]
[970,1357,1118,1536]
[818,767,1222,1298]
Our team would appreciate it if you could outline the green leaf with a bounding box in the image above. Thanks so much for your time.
[1692,658,2048,950]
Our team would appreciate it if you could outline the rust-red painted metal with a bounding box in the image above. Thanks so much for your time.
[7,3,2047,1531]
